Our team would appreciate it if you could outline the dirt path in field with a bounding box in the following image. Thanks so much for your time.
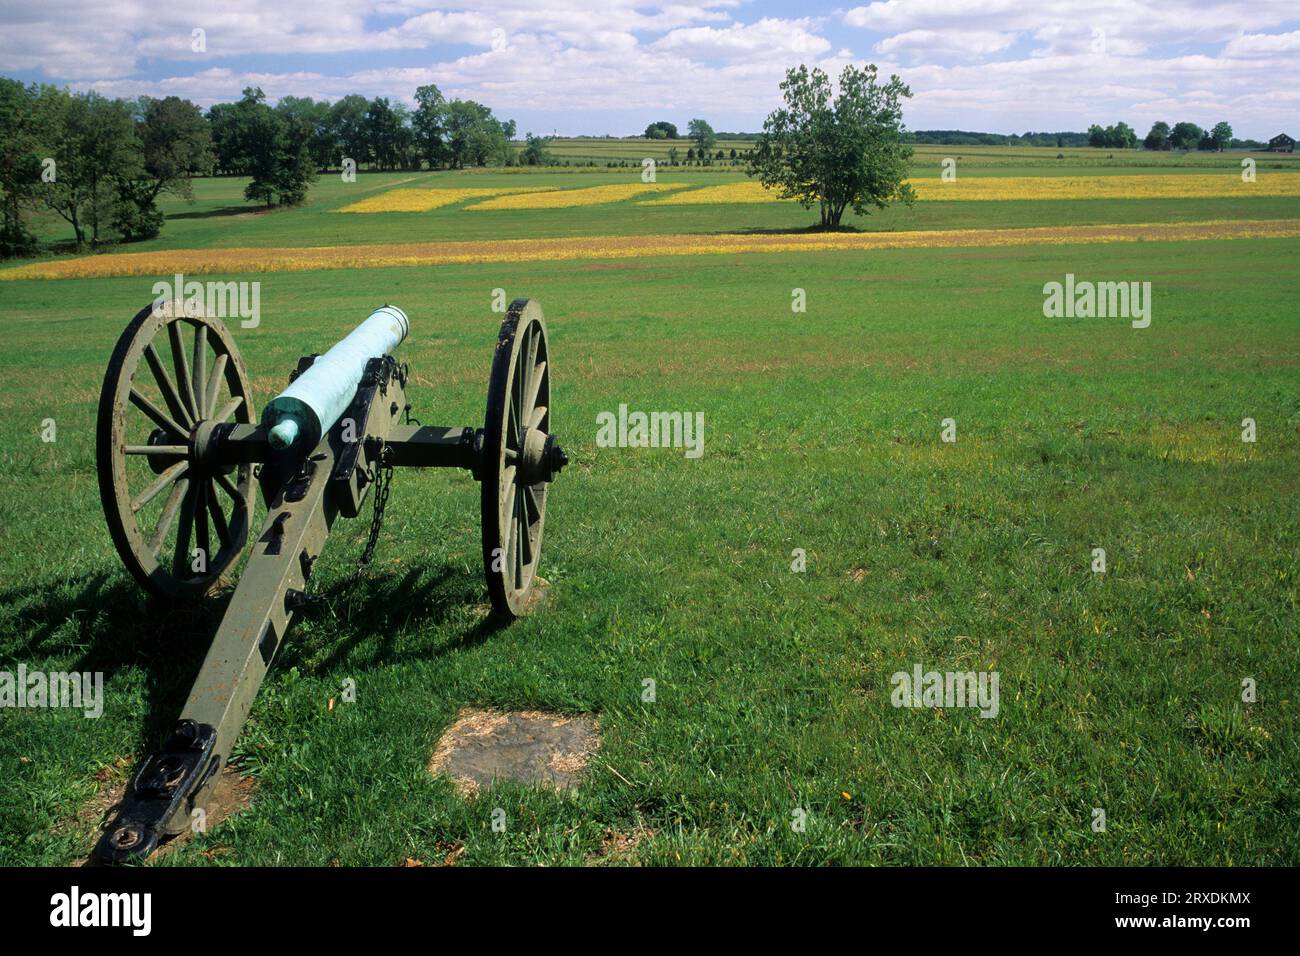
[4,218,1299,280]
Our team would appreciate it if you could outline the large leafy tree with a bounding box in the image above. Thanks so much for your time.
[1170,121,1203,150]
[444,99,512,168]
[111,95,212,241]
[1211,121,1233,151]
[134,96,213,202]
[644,120,678,140]
[364,97,404,170]
[236,88,316,208]
[1143,121,1170,150]
[328,94,372,168]
[412,84,449,169]
[687,118,715,154]
[1110,121,1137,148]
[276,96,333,170]
[208,88,273,175]
[0,78,45,256]
[39,89,140,247]
[1089,122,1136,149]
[390,102,417,169]
[748,64,915,228]
[521,133,552,166]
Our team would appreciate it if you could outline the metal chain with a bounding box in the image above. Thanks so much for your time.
[353,455,393,576]
[299,452,392,606]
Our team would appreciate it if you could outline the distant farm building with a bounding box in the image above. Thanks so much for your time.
[1268,133,1295,152]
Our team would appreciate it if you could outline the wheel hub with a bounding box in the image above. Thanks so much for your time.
[519,428,568,485]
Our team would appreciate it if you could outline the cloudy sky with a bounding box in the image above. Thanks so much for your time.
[0,0,1297,138]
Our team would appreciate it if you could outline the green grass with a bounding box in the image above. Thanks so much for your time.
[533,137,1300,169]
[11,162,1300,258]
[1,230,1297,864]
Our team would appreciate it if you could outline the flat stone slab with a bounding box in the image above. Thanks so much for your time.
[428,708,600,796]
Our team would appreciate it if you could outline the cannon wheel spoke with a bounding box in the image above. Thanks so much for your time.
[192,324,208,419]
[481,299,552,618]
[97,300,257,603]
[149,476,190,554]
[168,320,199,423]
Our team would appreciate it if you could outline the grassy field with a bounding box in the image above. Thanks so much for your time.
[1,146,1297,865]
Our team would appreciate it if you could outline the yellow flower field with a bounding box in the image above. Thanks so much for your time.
[910,174,1300,200]
[641,182,783,205]
[5,219,1298,281]
[464,182,687,210]
[641,174,1300,204]
[336,186,554,213]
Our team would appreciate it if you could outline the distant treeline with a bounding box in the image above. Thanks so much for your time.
[907,129,1091,147]
[0,76,518,256]
[633,128,1269,149]
[906,127,1267,150]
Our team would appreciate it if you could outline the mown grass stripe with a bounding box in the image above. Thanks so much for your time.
[4,218,1300,280]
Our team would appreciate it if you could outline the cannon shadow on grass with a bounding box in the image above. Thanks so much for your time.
[276,563,510,675]
[0,561,506,754]
[0,574,219,754]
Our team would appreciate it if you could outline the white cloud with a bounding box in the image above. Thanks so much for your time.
[1224,29,1300,57]
[875,29,1017,59]
[653,18,832,60]
[1,1,1298,136]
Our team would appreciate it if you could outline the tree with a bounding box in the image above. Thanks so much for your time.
[277,96,333,170]
[205,101,242,174]
[1170,121,1203,150]
[688,118,715,154]
[328,94,371,168]
[412,84,449,170]
[1211,121,1233,152]
[39,89,140,247]
[364,97,403,170]
[240,89,316,208]
[748,63,915,228]
[1143,121,1170,150]
[208,87,272,176]
[444,99,512,168]
[110,95,212,241]
[1089,122,1136,149]
[521,133,552,166]
[134,96,213,202]
[644,120,678,140]
[0,78,44,256]
[110,178,165,242]
[390,102,417,169]
[1109,122,1137,149]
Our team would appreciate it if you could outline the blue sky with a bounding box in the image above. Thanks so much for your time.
[1,1,1297,138]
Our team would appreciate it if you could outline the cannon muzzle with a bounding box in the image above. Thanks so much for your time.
[263,305,409,451]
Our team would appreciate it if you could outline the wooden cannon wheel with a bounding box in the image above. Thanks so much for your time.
[480,299,563,618]
[96,299,256,601]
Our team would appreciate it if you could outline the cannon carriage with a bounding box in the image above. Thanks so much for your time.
[91,297,567,863]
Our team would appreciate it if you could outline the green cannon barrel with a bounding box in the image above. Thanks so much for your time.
[261,305,409,451]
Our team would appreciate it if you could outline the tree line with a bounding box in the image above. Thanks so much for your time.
[0,77,517,256]
[1089,119,1248,151]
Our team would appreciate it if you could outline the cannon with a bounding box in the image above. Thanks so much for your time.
[90,297,567,863]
